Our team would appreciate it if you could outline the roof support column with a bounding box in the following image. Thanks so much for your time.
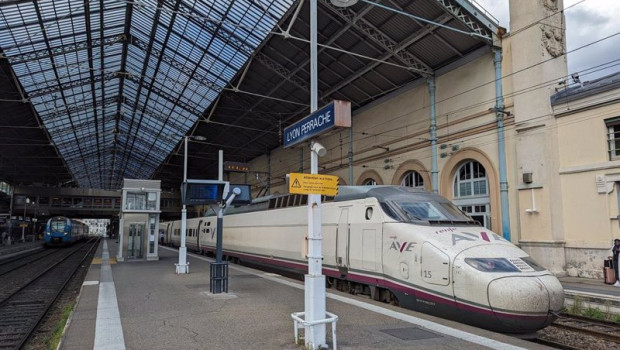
[493,48,511,241]
[427,76,438,193]
[348,125,354,185]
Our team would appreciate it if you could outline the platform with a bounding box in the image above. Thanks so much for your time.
[560,275,620,314]
[58,239,559,350]
[0,239,44,258]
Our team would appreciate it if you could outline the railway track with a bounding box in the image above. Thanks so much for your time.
[0,249,56,277]
[552,314,620,344]
[534,313,620,349]
[0,239,99,350]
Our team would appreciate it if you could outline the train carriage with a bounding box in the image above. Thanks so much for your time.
[163,186,564,334]
[44,216,89,246]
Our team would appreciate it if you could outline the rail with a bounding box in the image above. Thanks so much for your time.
[0,238,99,349]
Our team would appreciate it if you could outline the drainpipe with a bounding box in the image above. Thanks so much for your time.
[348,126,354,185]
[493,48,511,241]
[427,77,438,193]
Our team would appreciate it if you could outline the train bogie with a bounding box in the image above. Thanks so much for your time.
[163,186,564,334]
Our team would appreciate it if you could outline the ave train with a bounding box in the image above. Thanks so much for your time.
[44,216,89,246]
[162,186,564,334]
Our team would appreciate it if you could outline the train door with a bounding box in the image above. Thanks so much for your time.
[421,242,450,286]
[336,207,350,275]
[196,220,203,252]
[360,205,382,272]
[127,223,145,259]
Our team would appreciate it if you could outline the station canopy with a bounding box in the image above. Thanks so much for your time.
[0,0,501,191]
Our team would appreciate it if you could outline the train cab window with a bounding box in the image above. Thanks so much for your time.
[51,219,66,231]
[365,207,373,220]
[386,200,474,224]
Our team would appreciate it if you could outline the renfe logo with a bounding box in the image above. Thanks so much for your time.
[452,231,504,245]
[389,241,416,252]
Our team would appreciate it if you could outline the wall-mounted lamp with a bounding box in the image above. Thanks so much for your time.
[523,171,533,184]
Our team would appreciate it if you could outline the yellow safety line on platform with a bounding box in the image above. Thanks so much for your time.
[91,257,116,265]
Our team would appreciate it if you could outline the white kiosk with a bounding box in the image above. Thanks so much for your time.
[117,179,162,262]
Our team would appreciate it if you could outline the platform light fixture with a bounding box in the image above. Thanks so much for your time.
[176,134,206,274]
[330,0,358,6]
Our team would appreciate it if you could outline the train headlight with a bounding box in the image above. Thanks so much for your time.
[465,258,520,273]
[46,231,50,236]
[64,232,68,236]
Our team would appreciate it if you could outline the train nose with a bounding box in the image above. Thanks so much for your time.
[488,275,564,333]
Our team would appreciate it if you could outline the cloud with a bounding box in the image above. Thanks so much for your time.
[474,0,619,80]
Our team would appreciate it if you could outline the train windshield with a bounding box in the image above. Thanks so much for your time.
[387,200,475,224]
[50,219,67,232]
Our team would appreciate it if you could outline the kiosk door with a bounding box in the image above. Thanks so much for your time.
[127,223,145,259]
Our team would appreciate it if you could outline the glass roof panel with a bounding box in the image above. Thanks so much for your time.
[0,0,295,189]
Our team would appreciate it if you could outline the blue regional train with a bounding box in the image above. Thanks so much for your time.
[44,216,89,246]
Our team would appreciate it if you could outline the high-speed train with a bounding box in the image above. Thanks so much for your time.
[162,186,564,333]
[44,216,89,246]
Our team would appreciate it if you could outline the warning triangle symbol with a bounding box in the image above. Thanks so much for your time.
[292,178,302,188]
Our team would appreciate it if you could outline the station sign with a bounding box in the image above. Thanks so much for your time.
[283,100,351,148]
[289,173,339,196]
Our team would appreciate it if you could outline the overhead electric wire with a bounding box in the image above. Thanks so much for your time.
[259,59,620,183]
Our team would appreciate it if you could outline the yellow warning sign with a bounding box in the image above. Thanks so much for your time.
[289,173,339,196]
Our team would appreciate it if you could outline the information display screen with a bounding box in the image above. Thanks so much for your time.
[181,181,226,205]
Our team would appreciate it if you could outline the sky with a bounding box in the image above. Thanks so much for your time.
[475,0,620,82]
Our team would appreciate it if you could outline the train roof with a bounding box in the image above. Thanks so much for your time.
[334,186,447,203]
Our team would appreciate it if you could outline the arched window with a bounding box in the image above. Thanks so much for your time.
[362,178,377,186]
[452,160,490,229]
[401,171,424,188]
[453,161,488,198]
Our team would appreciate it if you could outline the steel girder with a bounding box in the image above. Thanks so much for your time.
[434,0,497,42]
[321,0,433,76]
[3,34,124,65]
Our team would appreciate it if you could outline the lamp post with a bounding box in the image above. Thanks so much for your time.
[176,135,206,274]
[20,198,29,242]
